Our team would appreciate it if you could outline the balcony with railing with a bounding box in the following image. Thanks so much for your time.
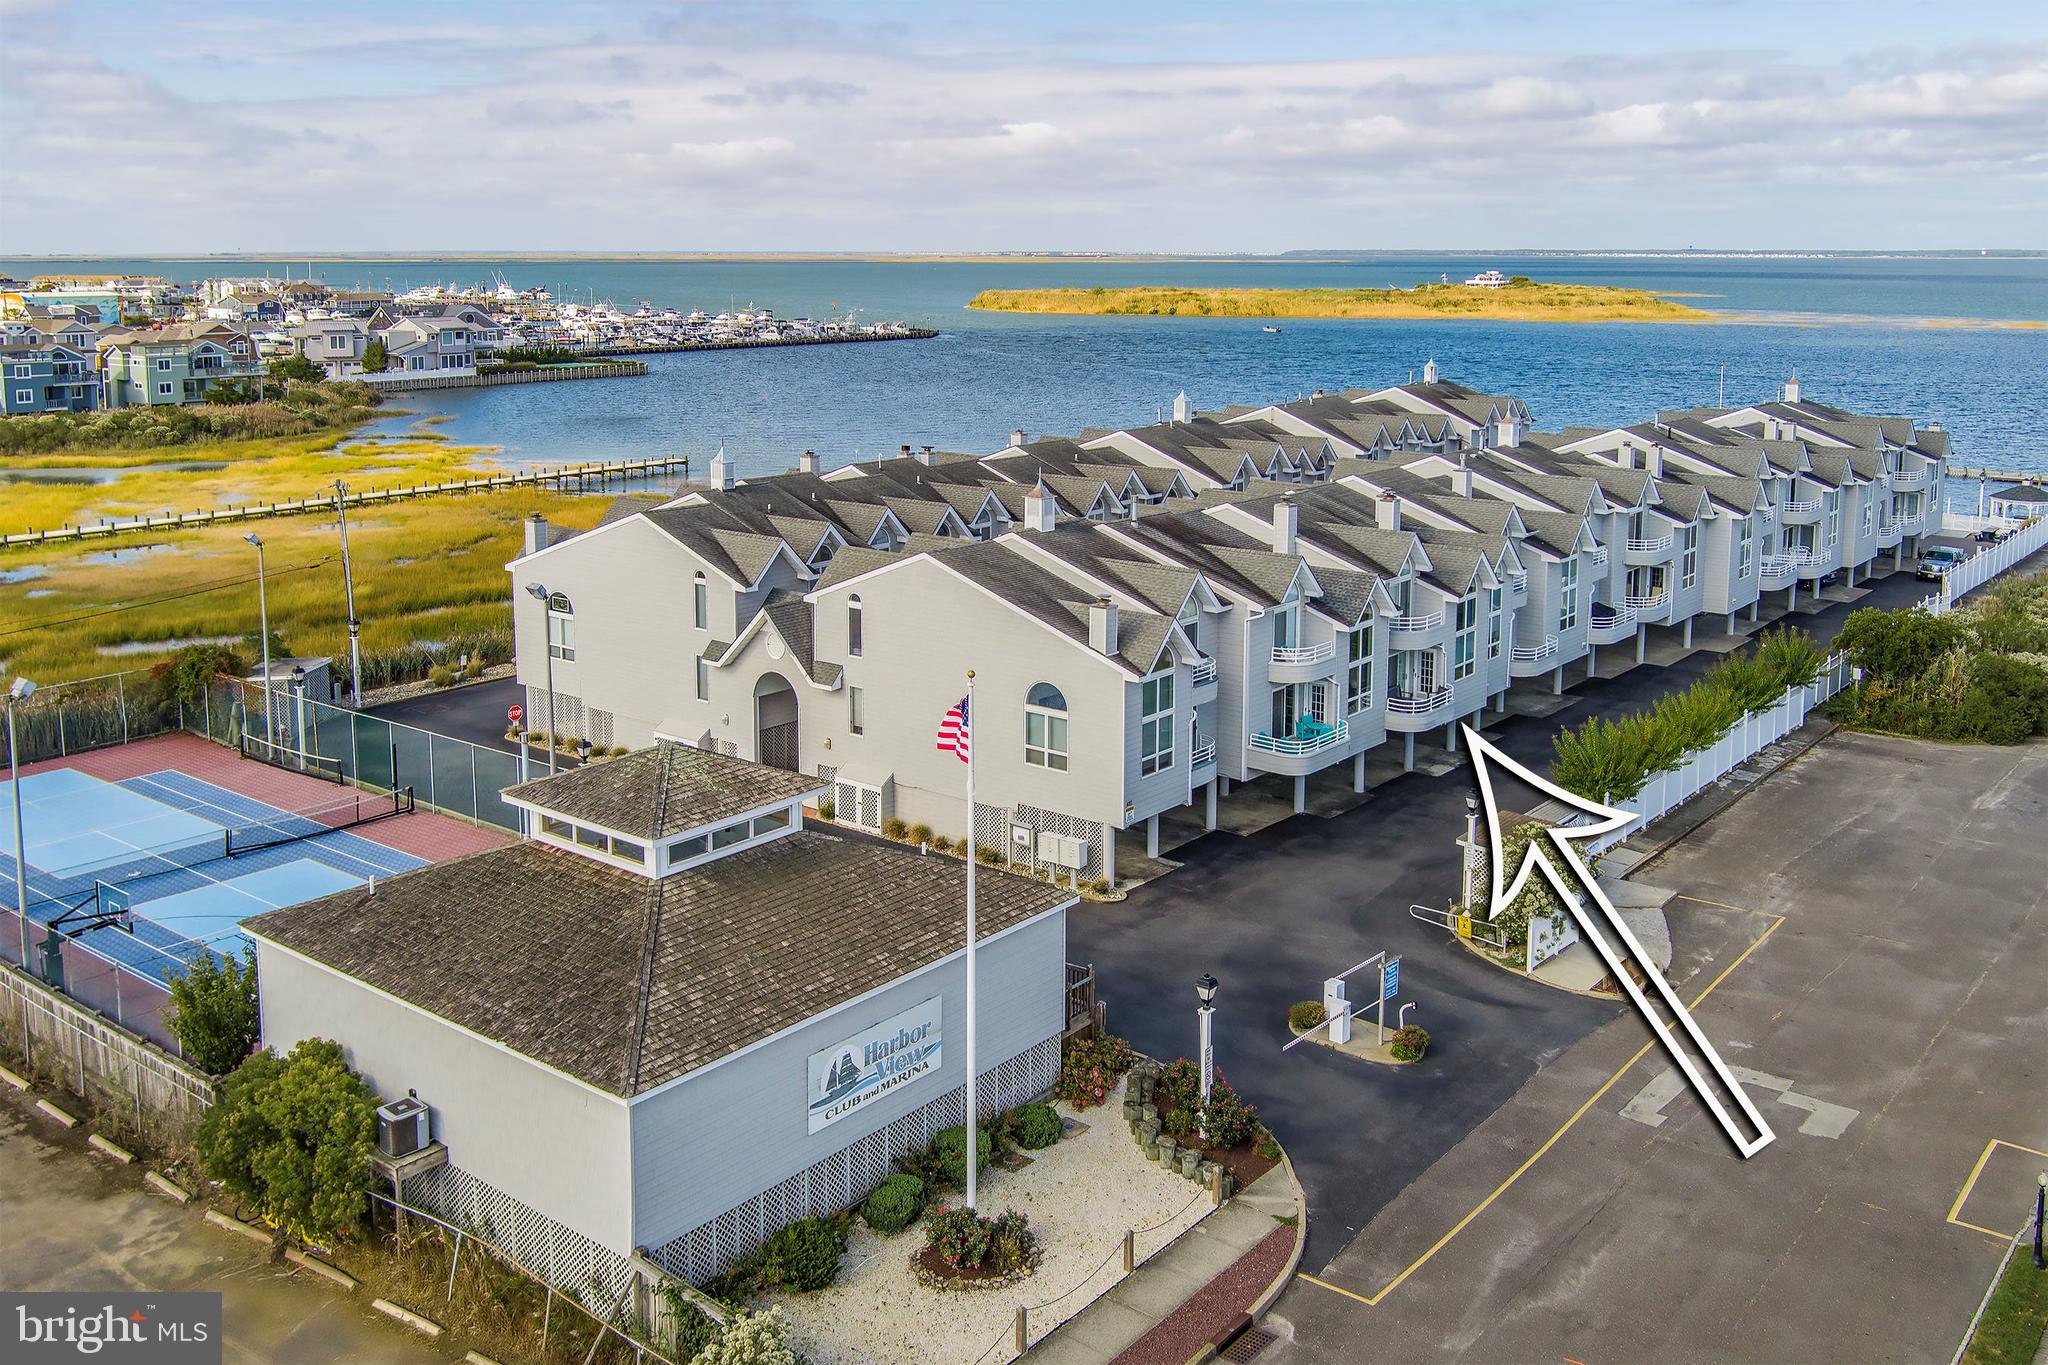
[1247,718,1349,773]
[1384,687,1453,730]
[1875,518,1903,547]
[1625,531,1674,564]
[1190,736,1217,769]
[1268,637,1336,682]
[1505,569,1529,593]
[1588,544,1610,569]
[1588,601,1638,645]
[1509,633,1560,676]
[1782,496,1823,525]
[1759,553,1798,584]
[1387,610,1447,646]
[1889,467,1929,491]
[1271,640,1332,666]
[1623,589,1672,620]
[1189,655,1218,692]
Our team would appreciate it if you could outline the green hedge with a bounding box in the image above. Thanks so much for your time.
[1828,584,2048,744]
[1551,627,1827,800]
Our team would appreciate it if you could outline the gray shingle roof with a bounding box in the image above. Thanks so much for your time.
[504,741,822,840]
[249,825,1071,1096]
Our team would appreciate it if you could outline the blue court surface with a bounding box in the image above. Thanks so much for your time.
[1,767,425,981]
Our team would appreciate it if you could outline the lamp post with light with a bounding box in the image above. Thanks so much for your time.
[523,583,559,774]
[7,676,35,971]
[2035,1171,2045,1270]
[244,533,275,749]
[1195,973,1218,1140]
[1463,788,1481,906]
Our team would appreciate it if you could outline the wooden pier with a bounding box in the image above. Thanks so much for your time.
[581,328,938,358]
[1,455,689,549]
[1947,467,2047,487]
[359,360,646,393]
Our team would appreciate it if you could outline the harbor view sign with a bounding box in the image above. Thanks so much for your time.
[808,996,943,1134]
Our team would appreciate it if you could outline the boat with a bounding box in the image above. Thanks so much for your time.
[1261,324,1281,333]
[1463,269,1510,288]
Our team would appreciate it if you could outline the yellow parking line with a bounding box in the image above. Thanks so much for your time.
[1948,1138,2048,1240]
[1672,893,1762,915]
[1303,912,1785,1309]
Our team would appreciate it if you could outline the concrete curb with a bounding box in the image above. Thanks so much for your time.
[34,1098,77,1128]
[0,1063,28,1090]
[1179,1147,1310,1365]
[371,1299,443,1337]
[283,1248,357,1291]
[87,1133,135,1163]
[144,1171,191,1204]
[204,1209,273,1246]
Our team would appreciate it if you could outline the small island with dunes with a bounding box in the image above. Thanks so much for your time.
[967,278,1714,323]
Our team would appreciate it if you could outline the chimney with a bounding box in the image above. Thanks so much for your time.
[799,448,817,475]
[1311,388,1325,399]
[1457,453,1473,498]
[1172,390,1191,424]
[1023,488,1055,533]
[1646,444,1663,478]
[1374,492,1402,530]
[523,512,550,556]
[1783,372,1800,403]
[709,446,733,490]
[899,443,913,460]
[916,445,936,465]
[1087,596,1119,655]
[1010,428,1027,448]
[1422,358,1439,385]
[1497,410,1526,447]
[1272,497,1298,555]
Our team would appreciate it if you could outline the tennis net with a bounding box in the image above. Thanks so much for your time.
[224,784,414,856]
[239,732,346,783]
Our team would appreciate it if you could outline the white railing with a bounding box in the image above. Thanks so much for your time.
[1889,467,1929,490]
[1386,688,1452,716]
[1623,590,1670,610]
[1189,656,1218,685]
[1506,570,1529,591]
[1784,496,1823,515]
[1388,611,1445,633]
[1788,546,1834,568]
[1759,554,1797,580]
[1589,545,1609,568]
[1248,718,1348,755]
[1923,515,2048,615]
[1591,603,1636,629]
[1190,738,1217,768]
[1271,640,1334,665]
[1578,651,1852,855]
[1511,634,1559,663]
[1626,533,1673,553]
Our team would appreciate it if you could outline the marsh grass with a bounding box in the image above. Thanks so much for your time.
[966,280,1713,323]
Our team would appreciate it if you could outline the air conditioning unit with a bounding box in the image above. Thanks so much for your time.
[376,1096,430,1158]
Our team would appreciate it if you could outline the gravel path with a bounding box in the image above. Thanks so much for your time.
[775,1080,1214,1365]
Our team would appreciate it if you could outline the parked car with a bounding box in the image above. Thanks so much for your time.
[1973,526,2010,544]
[1917,546,1967,580]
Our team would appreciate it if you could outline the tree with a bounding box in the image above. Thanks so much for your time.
[1834,607,1965,685]
[360,339,388,373]
[194,1039,378,1245]
[267,353,324,385]
[167,950,260,1075]
[204,377,262,406]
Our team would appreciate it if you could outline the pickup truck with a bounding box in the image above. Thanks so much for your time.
[1916,546,1967,581]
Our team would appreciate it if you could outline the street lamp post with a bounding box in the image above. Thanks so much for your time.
[1195,973,1218,1141]
[523,583,559,774]
[1463,789,1481,907]
[290,665,307,765]
[2035,1171,2045,1270]
[244,534,275,749]
[7,677,36,972]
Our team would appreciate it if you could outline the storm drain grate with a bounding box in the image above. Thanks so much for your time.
[1221,1326,1277,1362]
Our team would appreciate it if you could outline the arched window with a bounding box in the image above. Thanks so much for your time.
[847,594,863,656]
[692,572,708,630]
[1024,683,1068,771]
[546,593,574,661]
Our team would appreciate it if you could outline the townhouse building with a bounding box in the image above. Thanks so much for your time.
[379,312,480,373]
[286,316,371,377]
[507,373,1950,885]
[0,340,101,414]
[97,322,262,408]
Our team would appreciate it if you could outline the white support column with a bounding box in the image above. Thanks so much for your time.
[1750,599,1760,623]
[1205,780,1217,830]
[1727,612,1736,635]
[1682,617,1693,648]
[1446,719,1460,753]
[1353,750,1366,792]
[1145,813,1160,859]
[1292,774,1306,814]
[1635,626,1647,664]
[1403,731,1416,771]
[1588,647,1599,679]
[1788,582,1799,611]
[1102,831,1117,887]
[1552,664,1564,695]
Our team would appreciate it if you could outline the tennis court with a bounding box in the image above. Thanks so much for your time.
[1,765,425,984]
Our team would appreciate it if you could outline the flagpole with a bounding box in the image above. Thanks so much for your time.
[964,670,979,1214]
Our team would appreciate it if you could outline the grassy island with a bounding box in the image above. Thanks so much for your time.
[966,279,1714,323]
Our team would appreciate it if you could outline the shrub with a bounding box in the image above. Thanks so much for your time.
[987,1210,1038,1275]
[696,1307,800,1365]
[976,843,1003,865]
[1203,1083,1260,1148]
[817,800,835,821]
[1055,1031,1133,1109]
[924,1204,991,1269]
[756,1217,846,1292]
[1155,1058,1259,1146]
[427,664,455,688]
[1390,1025,1431,1062]
[1836,607,1967,684]
[1476,820,1568,950]
[194,1038,377,1245]
[1288,1000,1326,1032]
[166,949,259,1076]
[659,1291,721,1362]
[882,817,908,840]
[1087,877,1111,895]
[267,353,324,384]
[907,822,934,847]
[933,1124,993,1188]
[1013,1102,1063,1150]
[861,1174,925,1234]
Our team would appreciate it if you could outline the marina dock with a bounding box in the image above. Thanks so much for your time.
[1,455,689,548]
[581,327,939,357]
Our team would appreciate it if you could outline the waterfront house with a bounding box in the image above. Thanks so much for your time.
[0,341,101,413]
[286,316,370,377]
[97,322,261,407]
[376,313,479,373]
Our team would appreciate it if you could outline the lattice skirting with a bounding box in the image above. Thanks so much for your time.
[403,1161,636,1308]
[525,687,587,740]
[646,1034,1060,1286]
[1011,802,1107,878]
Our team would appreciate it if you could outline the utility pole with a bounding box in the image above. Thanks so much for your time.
[245,534,275,748]
[334,478,363,706]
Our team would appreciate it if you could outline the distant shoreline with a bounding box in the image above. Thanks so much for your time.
[966,282,1718,324]
[5,250,2044,264]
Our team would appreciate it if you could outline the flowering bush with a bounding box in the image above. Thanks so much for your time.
[1390,1025,1431,1063]
[1054,1032,1133,1110]
[697,1307,800,1365]
[924,1205,1038,1275]
[1203,1083,1260,1148]
[1152,1057,1260,1148]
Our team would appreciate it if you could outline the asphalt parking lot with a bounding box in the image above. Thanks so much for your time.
[1259,731,2048,1364]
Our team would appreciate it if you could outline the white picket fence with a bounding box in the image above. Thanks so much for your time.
[1920,515,2048,615]
[1581,652,1853,856]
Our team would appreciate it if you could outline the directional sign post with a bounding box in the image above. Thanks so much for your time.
[1463,723,1776,1158]
[1378,956,1401,1044]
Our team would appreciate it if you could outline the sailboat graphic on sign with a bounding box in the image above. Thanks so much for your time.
[822,1052,862,1103]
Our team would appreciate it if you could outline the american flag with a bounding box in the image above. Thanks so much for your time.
[935,694,971,764]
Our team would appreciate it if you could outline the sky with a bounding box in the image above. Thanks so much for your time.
[2,0,2044,254]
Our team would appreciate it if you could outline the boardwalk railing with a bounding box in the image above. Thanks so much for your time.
[3,455,689,548]
[1580,651,1852,856]
[1922,515,2048,615]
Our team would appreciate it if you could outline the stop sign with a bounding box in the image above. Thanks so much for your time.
[508,704,524,726]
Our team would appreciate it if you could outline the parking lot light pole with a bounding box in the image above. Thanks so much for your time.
[1195,974,1217,1141]
[1463,789,1481,906]
[244,533,275,749]
[8,677,36,971]
[523,583,558,774]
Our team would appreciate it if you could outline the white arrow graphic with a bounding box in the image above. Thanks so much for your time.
[1463,723,1776,1158]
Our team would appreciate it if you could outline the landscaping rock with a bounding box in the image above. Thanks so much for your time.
[1136,1120,1159,1148]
